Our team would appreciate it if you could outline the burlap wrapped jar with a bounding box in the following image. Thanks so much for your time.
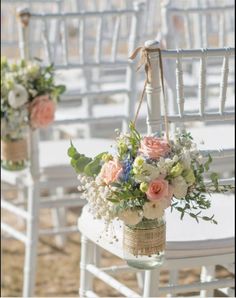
[1,138,28,171]
[123,216,166,270]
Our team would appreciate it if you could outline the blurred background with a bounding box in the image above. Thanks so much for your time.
[1,0,235,297]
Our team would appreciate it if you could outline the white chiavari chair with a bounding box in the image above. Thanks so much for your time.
[1,0,64,247]
[1,4,144,297]
[18,3,144,139]
[160,0,235,113]
[1,0,63,59]
[77,40,235,298]
[161,0,235,49]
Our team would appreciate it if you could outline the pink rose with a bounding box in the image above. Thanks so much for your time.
[146,179,173,205]
[100,159,123,185]
[139,137,170,159]
[29,95,55,129]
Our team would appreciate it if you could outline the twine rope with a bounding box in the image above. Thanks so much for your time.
[129,47,170,143]
[124,222,166,256]
[1,139,28,162]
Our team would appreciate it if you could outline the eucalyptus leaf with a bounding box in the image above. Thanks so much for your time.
[83,152,107,177]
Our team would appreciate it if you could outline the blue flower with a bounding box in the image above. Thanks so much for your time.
[121,158,133,182]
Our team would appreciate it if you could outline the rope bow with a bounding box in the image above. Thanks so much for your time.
[129,46,170,143]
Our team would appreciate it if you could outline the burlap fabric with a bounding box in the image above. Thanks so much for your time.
[1,139,28,162]
[124,222,166,257]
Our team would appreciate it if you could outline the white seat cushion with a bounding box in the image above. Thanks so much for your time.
[187,123,235,152]
[40,138,115,180]
[1,138,114,185]
[40,138,114,168]
[78,193,235,260]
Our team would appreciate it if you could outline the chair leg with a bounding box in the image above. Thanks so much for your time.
[136,272,144,290]
[200,265,215,298]
[23,183,40,298]
[167,270,178,297]
[15,186,26,227]
[79,235,96,297]
[143,269,160,297]
[94,245,101,267]
[52,207,67,247]
[52,187,66,247]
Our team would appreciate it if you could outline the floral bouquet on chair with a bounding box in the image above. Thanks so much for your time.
[1,57,65,171]
[68,123,232,269]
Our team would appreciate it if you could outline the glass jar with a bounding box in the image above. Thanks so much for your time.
[1,108,29,170]
[1,137,28,171]
[123,216,166,270]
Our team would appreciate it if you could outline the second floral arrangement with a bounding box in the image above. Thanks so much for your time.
[1,57,65,170]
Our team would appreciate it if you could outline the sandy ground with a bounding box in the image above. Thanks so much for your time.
[1,203,233,298]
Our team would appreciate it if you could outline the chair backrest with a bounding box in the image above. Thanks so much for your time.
[17,3,144,117]
[17,3,144,177]
[18,4,143,65]
[160,0,235,117]
[1,0,62,58]
[143,40,235,175]
[161,0,235,49]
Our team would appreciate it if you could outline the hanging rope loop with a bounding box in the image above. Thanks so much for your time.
[129,46,170,143]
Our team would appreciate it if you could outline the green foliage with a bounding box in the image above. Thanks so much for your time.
[84,152,107,176]
[107,180,146,213]
[204,154,212,171]
[67,124,234,225]
[68,141,107,177]
[67,141,92,174]
[1,58,66,105]
[116,122,141,159]
[170,150,233,224]
[128,122,141,157]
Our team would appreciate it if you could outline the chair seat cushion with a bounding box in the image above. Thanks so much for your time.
[1,138,114,184]
[40,138,115,179]
[188,123,234,152]
[78,193,235,260]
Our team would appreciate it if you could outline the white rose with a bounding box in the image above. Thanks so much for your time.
[171,176,188,199]
[143,163,160,181]
[8,84,28,109]
[143,201,164,220]
[134,163,160,183]
[118,209,142,225]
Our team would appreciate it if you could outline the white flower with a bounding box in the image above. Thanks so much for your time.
[171,176,188,199]
[26,62,40,79]
[181,149,191,169]
[134,163,160,183]
[143,201,164,219]
[143,163,160,181]
[134,156,144,167]
[4,73,15,89]
[173,155,179,163]
[197,154,203,164]
[77,174,116,223]
[29,89,38,97]
[8,84,28,109]
[118,209,142,225]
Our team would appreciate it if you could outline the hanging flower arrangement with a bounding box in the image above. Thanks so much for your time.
[68,122,233,269]
[1,57,65,170]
